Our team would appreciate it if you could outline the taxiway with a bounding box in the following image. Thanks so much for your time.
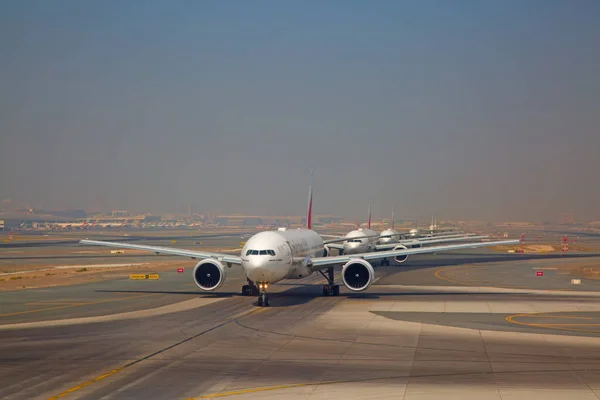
[2,248,600,399]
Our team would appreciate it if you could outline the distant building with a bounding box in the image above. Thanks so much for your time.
[317,215,344,224]
[41,209,87,219]
[112,210,128,217]
[0,220,4,231]
[214,215,263,226]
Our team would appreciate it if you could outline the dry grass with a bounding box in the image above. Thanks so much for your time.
[0,260,192,291]
[565,263,600,280]
[488,244,556,253]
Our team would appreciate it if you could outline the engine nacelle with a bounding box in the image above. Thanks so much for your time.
[323,245,331,257]
[193,259,226,291]
[342,258,375,292]
[393,244,409,263]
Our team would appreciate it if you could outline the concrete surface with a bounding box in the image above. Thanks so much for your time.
[1,247,600,399]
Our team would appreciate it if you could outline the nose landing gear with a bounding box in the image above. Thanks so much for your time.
[256,282,270,307]
[319,267,340,297]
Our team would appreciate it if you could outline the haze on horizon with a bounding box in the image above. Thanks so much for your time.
[1,1,599,223]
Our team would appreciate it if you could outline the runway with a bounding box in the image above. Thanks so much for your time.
[2,251,600,399]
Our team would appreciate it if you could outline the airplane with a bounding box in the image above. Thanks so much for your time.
[378,208,464,243]
[79,172,521,307]
[324,201,484,265]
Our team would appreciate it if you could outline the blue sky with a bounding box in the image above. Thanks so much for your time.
[1,1,599,222]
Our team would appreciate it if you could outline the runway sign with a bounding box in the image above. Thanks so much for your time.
[177,268,184,273]
[129,274,159,280]
[571,279,581,285]
[536,271,543,277]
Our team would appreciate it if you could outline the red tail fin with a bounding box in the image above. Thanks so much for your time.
[306,171,313,230]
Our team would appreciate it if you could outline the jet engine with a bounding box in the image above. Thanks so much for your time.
[393,244,409,263]
[323,245,331,257]
[193,259,226,290]
[342,258,375,291]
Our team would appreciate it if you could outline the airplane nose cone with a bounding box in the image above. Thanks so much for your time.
[244,257,287,283]
[344,242,361,254]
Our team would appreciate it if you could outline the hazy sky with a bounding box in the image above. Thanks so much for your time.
[1,1,599,222]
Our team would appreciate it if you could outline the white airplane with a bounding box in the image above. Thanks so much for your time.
[80,173,521,307]
[325,202,486,266]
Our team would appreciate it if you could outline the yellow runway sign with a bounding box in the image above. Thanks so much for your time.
[129,274,159,280]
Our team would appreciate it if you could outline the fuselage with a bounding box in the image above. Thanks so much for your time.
[379,229,400,245]
[240,228,323,284]
[343,228,379,254]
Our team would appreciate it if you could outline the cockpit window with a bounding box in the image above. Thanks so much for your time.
[247,249,276,256]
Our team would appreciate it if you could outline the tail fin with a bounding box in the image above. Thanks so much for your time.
[367,196,372,230]
[391,205,395,230]
[306,170,313,230]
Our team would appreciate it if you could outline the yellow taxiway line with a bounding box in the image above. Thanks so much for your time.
[47,307,266,400]
[505,312,600,334]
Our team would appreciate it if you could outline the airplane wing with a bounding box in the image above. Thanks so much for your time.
[79,240,242,265]
[303,238,520,270]
[373,235,489,251]
[321,234,380,245]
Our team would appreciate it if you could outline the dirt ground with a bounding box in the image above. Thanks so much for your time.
[563,262,600,280]
[488,243,600,253]
[0,245,241,291]
[0,260,191,291]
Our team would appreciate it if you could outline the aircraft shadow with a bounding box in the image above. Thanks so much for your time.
[93,285,592,309]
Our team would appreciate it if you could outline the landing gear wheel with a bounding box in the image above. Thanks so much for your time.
[322,284,340,297]
[256,282,270,307]
[241,285,250,296]
[259,293,269,307]
[320,267,340,297]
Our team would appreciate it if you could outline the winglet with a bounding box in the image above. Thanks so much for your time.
[306,170,313,230]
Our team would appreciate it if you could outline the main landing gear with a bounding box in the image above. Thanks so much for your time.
[241,280,259,297]
[319,267,340,296]
[242,280,270,306]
